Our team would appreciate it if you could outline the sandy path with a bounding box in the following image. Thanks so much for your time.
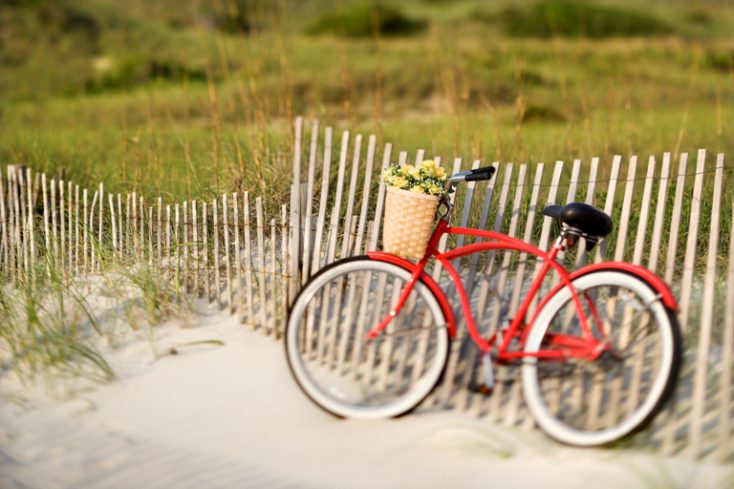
[0,307,729,489]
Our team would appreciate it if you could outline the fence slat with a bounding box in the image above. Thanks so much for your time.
[147,206,153,268]
[624,156,657,421]
[280,205,289,336]
[14,171,24,280]
[83,189,89,273]
[290,117,304,298]
[233,194,242,316]
[108,194,116,259]
[688,153,723,457]
[439,158,475,406]
[605,156,641,428]
[166,204,172,284]
[368,143,392,252]
[718,201,734,461]
[485,163,527,421]
[191,201,200,297]
[27,169,35,278]
[256,197,268,333]
[597,155,621,262]
[504,162,545,427]
[158,197,163,272]
[1,176,10,276]
[132,191,138,257]
[223,195,233,312]
[41,175,50,272]
[657,152,688,456]
[353,135,376,256]
[340,134,362,259]
[414,149,425,165]
[17,170,28,275]
[648,153,671,273]
[90,191,99,271]
[679,149,707,332]
[301,120,319,283]
[632,155,656,265]
[454,159,478,249]
[270,218,278,336]
[664,153,689,284]
[613,156,637,262]
[74,185,80,276]
[326,131,350,264]
[243,193,255,326]
[464,161,500,293]
[98,183,103,271]
[175,204,181,289]
[183,201,190,291]
[212,200,221,308]
[311,127,333,273]
[117,194,123,261]
[454,162,500,412]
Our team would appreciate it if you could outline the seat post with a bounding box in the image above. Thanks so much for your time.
[548,231,567,261]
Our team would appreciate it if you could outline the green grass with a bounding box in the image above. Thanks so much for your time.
[0,0,732,235]
[0,242,194,388]
[492,0,674,39]
[307,3,426,38]
[0,259,114,385]
[1,0,732,393]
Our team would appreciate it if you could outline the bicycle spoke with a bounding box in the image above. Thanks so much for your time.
[524,271,679,446]
[286,259,449,418]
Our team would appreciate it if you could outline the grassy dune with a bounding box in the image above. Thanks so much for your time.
[0,0,732,386]
[0,0,732,203]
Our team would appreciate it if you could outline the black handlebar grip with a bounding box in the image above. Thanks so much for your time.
[470,166,496,176]
[465,166,496,181]
[465,172,492,182]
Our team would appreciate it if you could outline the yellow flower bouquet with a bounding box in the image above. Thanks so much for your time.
[381,160,448,260]
[382,159,448,196]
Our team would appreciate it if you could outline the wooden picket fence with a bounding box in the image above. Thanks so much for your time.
[1,117,732,462]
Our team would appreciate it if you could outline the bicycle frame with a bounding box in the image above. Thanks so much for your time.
[366,215,677,363]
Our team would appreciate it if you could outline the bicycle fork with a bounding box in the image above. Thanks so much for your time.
[365,259,429,340]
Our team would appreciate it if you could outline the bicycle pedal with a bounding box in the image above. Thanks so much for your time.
[468,382,494,396]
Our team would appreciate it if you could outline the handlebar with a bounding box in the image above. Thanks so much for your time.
[447,166,496,184]
[438,166,496,221]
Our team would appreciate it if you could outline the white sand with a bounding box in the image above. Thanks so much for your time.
[0,303,730,489]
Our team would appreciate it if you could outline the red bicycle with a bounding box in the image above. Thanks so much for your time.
[285,166,682,447]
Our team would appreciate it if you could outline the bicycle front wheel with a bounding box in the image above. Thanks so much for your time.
[285,257,449,419]
[522,270,682,447]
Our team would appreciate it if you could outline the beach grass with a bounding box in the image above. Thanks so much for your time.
[0,0,731,206]
[1,0,733,384]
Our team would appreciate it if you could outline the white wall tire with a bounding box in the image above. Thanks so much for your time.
[285,257,449,419]
[522,270,681,447]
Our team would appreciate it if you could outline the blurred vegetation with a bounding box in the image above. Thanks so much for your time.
[0,0,731,206]
[307,3,426,37]
[492,1,674,38]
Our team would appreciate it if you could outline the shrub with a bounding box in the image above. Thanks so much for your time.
[199,0,259,35]
[307,3,426,38]
[497,0,674,39]
[706,50,733,73]
[85,55,207,93]
[521,104,566,123]
[684,8,714,26]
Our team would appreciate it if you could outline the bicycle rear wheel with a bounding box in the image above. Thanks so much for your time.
[522,270,682,446]
[285,257,449,419]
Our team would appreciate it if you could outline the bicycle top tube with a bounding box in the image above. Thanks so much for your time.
[368,219,597,359]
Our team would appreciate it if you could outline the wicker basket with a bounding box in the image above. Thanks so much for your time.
[382,187,439,260]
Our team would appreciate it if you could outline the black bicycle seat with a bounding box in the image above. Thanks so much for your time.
[542,203,613,238]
